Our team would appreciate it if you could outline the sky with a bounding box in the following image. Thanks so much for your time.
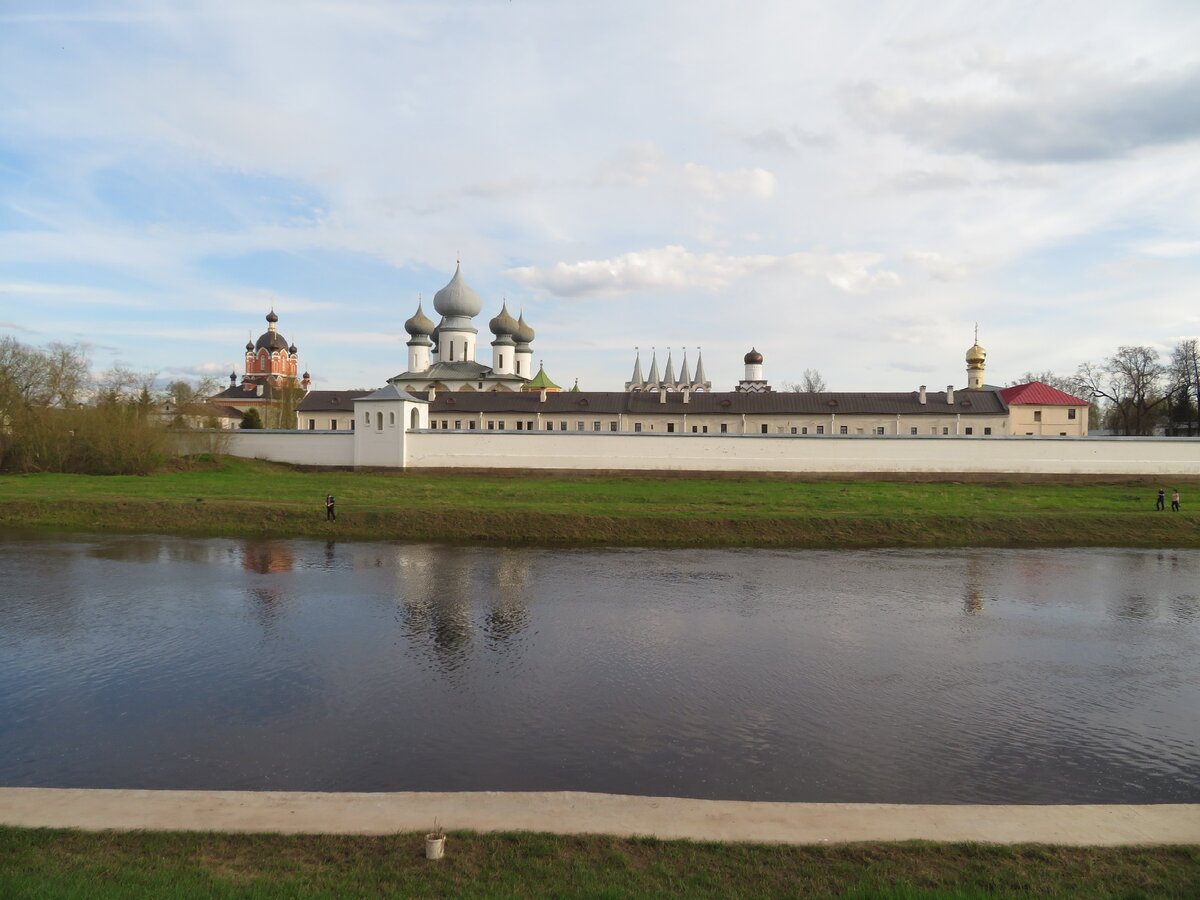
[2,0,1199,394]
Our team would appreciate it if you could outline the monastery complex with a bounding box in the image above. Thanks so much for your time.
[209,263,1090,441]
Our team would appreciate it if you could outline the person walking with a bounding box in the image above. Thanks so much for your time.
[1171,489,1180,512]
[325,493,336,521]
[1156,488,1166,511]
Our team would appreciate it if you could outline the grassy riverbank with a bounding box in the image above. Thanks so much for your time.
[2,827,1197,898]
[1,457,1197,548]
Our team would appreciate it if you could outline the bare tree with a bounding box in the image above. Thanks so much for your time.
[43,342,91,407]
[1007,370,1081,395]
[1166,338,1199,435]
[783,369,828,393]
[1075,346,1166,435]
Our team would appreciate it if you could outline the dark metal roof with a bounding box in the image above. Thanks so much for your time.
[254,331,290,352]
[391,361,494,381]
[298,390,372,413]
[427,389,1009,417]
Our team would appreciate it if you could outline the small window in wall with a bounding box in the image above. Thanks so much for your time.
[840,425,848,435]
[350,420,355,430]
[1068,408,1077,420]
[545,421,553,431]
[702,425,708,433]
[1059,432,1067,436]
[517,360,522,374]
[761,424,768,434]
[610,422,618,432]
[593,421,601,431]
[720,423,728,433]
[517,421,524,431]
[441,420,448,429]
[500,354,505,368]
[560,421,567,431]
[527,421,533,431]
[308,419,315,430]
[1033,410,1042,422]
[802,426,809,435]
[668,423,676,433]
[498,420,506,430]
[488,420,495,430]
[984,427,992,435]
[875,426,885,435]
[454,420,462,429]
[469,421,477,430]
[817,425,825,434]
[965,427,974,435]
[364,412,370,424]
[634,422,643,433]
[692,425,698,433]
[943,427,949,435]
[790,427,797,434]
[430,420,438,430]
[376,412,383,431]
[478,382,484,390]
[910,427,917,435]
[577,421,584,431]
[389,412,395,426]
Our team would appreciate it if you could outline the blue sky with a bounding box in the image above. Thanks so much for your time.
[2,0,1199,393]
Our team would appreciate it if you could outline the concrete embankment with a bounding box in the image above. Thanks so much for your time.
[1,789,1197,846]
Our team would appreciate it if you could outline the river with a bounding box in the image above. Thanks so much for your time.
[1,531,1197,803]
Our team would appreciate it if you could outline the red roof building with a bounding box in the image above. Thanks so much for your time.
[999,382,1089,406]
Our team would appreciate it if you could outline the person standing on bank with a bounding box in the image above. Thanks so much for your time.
[325,494,336,521]
[1156,488,1166,510]
[1171,489,1180,512]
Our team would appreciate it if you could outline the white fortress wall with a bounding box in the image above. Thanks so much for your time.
[184,430,357,467]
[403,431,1200,476]
[195,429,1200,476]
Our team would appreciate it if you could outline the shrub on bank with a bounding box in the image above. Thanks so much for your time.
[0,404,170,475]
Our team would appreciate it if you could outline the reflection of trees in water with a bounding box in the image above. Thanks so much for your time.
[484,553,532,646]
[87,537,162,564]
[241,540,294,574]
[248,586,286,629]
[963,554,986,616]
[393,546,533,675]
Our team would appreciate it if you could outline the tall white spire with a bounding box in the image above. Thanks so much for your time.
[646,349,661,386]
[626,348,645,391]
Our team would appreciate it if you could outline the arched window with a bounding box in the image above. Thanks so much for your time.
[388,412,395,426]
[376,411,383,431]
[410,408,420,429]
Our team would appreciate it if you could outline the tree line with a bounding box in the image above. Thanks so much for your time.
[1015,339,1199,436]
[0,337,232,474]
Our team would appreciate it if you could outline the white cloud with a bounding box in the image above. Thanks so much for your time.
[506,246,899,298]
[590,145,775,200]
[843,65,1200,163]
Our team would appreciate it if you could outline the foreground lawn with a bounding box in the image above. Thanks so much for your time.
[1,457,1197,548]
[1,827,1197,899]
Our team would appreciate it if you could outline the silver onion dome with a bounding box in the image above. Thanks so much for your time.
[432,262,482,319]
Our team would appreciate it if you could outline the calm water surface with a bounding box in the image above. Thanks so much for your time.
[1,531,1198,803]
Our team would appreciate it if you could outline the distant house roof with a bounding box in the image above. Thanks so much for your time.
[999,382,1089,406]
[198,402,244,420]
[297,390,371,413]
[428,389,1010,417]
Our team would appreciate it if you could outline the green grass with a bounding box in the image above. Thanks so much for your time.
[0,456,1197,548]
[1,827,1197,899]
